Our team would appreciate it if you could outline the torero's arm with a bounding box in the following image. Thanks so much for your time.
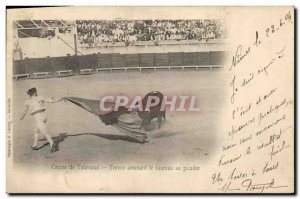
[42,96,65,103]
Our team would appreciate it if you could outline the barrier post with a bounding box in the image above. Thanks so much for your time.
[73,34,79,74]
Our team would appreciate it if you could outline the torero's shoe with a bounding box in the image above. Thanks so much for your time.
[31,146,38,150]
[50,143,56,153]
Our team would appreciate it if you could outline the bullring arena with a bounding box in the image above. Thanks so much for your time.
[11,20,227,167]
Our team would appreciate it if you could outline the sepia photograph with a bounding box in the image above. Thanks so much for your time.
[12,17,227,166]
[6,6,295,193]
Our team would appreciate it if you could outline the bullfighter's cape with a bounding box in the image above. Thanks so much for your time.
[65,97,146,143]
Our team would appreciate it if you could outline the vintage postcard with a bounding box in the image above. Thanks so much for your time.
[6,6,294,193]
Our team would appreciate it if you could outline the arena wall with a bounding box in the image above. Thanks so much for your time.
[17,34,227,59]
[13,51,226,79]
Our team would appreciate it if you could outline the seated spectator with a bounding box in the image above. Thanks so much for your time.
[76,19,225,46]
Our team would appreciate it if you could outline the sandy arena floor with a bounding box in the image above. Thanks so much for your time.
[12,69,225,168]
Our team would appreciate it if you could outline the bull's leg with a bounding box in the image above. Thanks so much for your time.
[142,118,151,131]
[157,115,162,129]
[162,110,166,120]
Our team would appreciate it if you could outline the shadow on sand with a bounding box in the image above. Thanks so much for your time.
[35,121,173,153]
[38,132,146,153]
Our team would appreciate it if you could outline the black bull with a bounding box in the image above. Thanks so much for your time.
[99,91,166,129]
[137,91,166,129]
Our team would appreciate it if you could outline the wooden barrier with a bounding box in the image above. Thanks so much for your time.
[33,72,50,78]
[155,53,169,66]
[210,51,226,65]
[80,68,94,74]
[22,57,51,78]
[96,54,111,69]
[57,70,72,76]
[168,52,183,66]
[197,52,211,65]
[13,60,28,75]
[125,54,140,68]
[140,53,155,67]
[78,54,97,71]
[13,51,226,79]
[183,52,198,65]
[54,56,74,71]
[111,53,125,68]
[13,73,29,80]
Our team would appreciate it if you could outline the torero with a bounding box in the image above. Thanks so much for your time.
[20,87,64,152]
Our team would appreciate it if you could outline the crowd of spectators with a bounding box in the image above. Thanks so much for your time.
[76,20,225,46]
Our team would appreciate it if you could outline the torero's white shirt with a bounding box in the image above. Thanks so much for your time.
[21,96,62,117]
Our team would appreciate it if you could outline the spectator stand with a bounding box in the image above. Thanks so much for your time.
[76,19,226,48]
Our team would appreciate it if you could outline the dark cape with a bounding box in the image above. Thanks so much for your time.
[65,97,146,143]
